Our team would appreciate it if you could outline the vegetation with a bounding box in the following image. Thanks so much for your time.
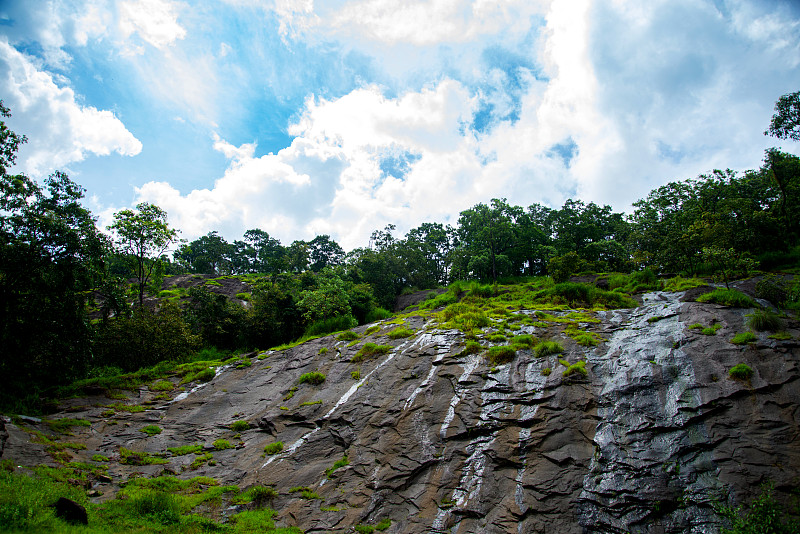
[140,425,163,436]
[747,309,785,332]
[264,442,284,455]
[729,364,754,380]
[486,346,516,365]
[352,343,392,363]
[325,455,349,478]
[731,332,758,345]
[716,482,799,534]
[230,420,250,431]
[213,439,233,450]
[534,340,564,357]
[697,289,756,308]
[297,372,326,386]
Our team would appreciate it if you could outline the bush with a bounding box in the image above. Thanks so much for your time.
[717,483,797,534]
[230,420,250,431]
[535,282,637,309]
[697,289,756,308]
[486,346,516,365]
[728,364,753,380]
[747,309,785,332]
[365,307,393,323]
[548,252,582,283]
[337,330,359,341]
[304,315,358,337]
[663,276,705,292]
[731,332,758,345]
[755,275,789,307]
[297,372,326,386]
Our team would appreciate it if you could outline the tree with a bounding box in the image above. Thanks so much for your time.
[765,91,800,141]
[457,199,518,283]
[308,235,345,272]
[109,203,180,307]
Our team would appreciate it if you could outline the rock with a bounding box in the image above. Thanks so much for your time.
[53,497,88,525]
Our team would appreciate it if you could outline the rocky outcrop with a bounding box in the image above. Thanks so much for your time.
[2,287,798,533]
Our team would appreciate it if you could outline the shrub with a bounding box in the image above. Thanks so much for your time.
[263,442,283,455]
[511,334,535,349]
[387,327,414,339]
[728,364,753,380]
[535,282,637,309]
[486,346,516,365]
[548,252,582,283]
[365,307,393,323]
[755,274,789,307]
[305,315,358,337]
[458,340,483,356]
[213,439,233,450]
[352,343,391,363]
[325,455,349,478]
[297,372,326,386]
[233,485,278,506]
[534,340,564,357]
[716,483,797,534]
[230,420,250,432]
[697,289,755,308]
[336,331,359,341]
[150,380,173,391]
[746,309,784,332]
[562,360,587,377]
[731,332,757,345]
[140,425,162,436]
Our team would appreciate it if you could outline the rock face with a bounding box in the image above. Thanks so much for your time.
[2,287,799,533]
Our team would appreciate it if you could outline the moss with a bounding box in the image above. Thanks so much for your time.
[119,447,168,466]
[731,332,758,345]
[768,331,793,340]
[264,442,283,455]
[288,486,320,499]
[728,363,754,380]
[140,425,162,436]
[485,333,507,343]
[188,452,214,469]
[541,367,552,376]
[213,439,233,450]
[318,347,329,355]
[510,334,535,349]
[297,372,326,386]
[299,400,322,407]
[387,327,414,339]
[167,444,203,456]
[44,418,91,434]
[336,330,359,341]
[352,343,392,363]
[697,289,755,308]
[365,325,381,335]
[92,454,110,462]
[700,323,723,336]
[458,340,483,356]
[562,360,588,377]
[150,379,174,391]
[351,369,361,380]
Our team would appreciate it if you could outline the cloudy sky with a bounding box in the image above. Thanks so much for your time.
[2,0,799,250]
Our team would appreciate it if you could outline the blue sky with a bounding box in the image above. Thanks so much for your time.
[1,0,799,250]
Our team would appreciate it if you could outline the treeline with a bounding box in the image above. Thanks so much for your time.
[1,93,799,411]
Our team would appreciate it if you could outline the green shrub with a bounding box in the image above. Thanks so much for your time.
[297,372,326,386]
[325,455,349,478]
[180,366,216,385]
[230,420,250,431]
[387,327,414,339]
[716,483,797,534]
[167,444,203,456]
[562,360,587,377]
[747,309,784,332]
[352,343,392,363]
[150,379,173,391]
[486,345,515,365]
[731,332,758,345]
[365,307,393,322]
[233,485,278,506]
[534,282,637,309]
[305,315,358,337]
[755,274,789,307]
[728,364,753,380]
[697,289,755,308]
[534,340,564,357]
[140,425,162,436]
[511,334,535,349]
[458,340,483,356]
[213,439,233,450]
[663,276,705,292]
[336,330,359,341]
[768,332,793,340]
[264,442,283,455]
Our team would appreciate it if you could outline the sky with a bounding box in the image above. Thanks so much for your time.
[1,0,800,251]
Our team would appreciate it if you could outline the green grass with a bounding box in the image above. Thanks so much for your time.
[150,380,174,391]
[534,282,637,309]
[768,331,793,340]
[297,372,326,386]
[336,330,360,341]
[562,360,587,377]
[663,276,706,292]
[697,289,756,308]
[288,486,320,500]
[352,343,392,363]
[264,442,283,455]
[230,420,250,431]
[167,444,203,456]
[701,324,723,336]
[351,370,361,380]
[511,334,535,349]
[534,340,564,357]
[354,518,392,533]
[140,425,162,436]
[325,455,349,478]
[232,485,278,506]
[731,332,758,345]
[299,400,322,407]
[387,327,415,339]
[728,364,754,380]
[486,345,516,365]
[365,325,381,335]
[746,309,785,332]
[213,439,233,450]
[541,367,552,376]
[458,340,483,356]
[119,447,169,466]
[44,418,91,434]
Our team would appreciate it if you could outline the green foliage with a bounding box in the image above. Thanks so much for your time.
[755,275,790,307]
[387,327,415,339]
[230,420,250,432]
[663,276,706,292]
[213,439,233,450]
[534,282,637,309]
[562,360,588,377]
[352,343,392,363]
[151,379,174,391]
[534,340,564,357]
[325,455,349,478]
[548,252,582,283]
[288,486,320,499]
[458,340,483,356]
[511,334,535,349]
[729,364,754,380]
[697,289,756,308]
[541,367,552,376]
[304,314,358,337]
[264,442,284,455]
[486,345,516,365]
[769,332,793,340]
[180,366,216,384]
[440,302,490,333]
[337,330,360,341]
[354,518,392,533]
[168,444,203,456]
[747,309,785,332]
[700,323,723,336]
[731,332,758,345]
[233,486,279,506]
[365,325,381,335]
[140,425,162,436]
[717,483,798,534]
[297,372,326,385]
[120,447,168,465]
[365,307,393,322]
[45,418,91,434]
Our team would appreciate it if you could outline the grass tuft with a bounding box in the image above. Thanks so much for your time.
[730,332,758,345]
[728,363,754,380]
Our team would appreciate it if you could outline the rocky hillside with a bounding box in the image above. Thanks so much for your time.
[2,281,799,533]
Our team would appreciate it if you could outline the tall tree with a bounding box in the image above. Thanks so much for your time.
[308,235,345,272]
[109,203,180,307]
[765,90,800,141]
[457,199,517,283]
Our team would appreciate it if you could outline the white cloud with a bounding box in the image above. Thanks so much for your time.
[119,0,186,51]
[0,40,142,176]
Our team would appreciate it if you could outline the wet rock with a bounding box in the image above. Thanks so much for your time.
[53,497,88,525]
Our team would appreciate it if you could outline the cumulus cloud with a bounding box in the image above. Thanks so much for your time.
[119,0,186,52]
[0,40,142,176]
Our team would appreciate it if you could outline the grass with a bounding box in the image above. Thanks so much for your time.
[511,334,535,349]
[365,325,381,335]
[354,518,392,533]
[336,330,360,341]
[140,425,162,436]
[264,442,283,455]
[769,331,793,340]
[701,324,723,336]
[351,370,361,380]
[458,340,483,356]
[213,439,233,450]
[352,343,392,363]
[167,444,203,456]
[387,327,415,339]
[729,363,754,380]
[534,340,564,357]
[534,282,637,309]
[297,372,326,386]
[299,400,322,407]
[365,307,393,322]
[663,276,706,292]
[325,455,349,478]
[232,485,278,506]
[697,289,755,308]
[486,345,516,365]
[731,332,758,345]
[150,379,174,391]
[119,447,168,466]
[230,420,250,431]
[541,367,552,376]
[746,309,785,332]
[44,418,91,434]
[562,360,587,377]
[288,486,320,500]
